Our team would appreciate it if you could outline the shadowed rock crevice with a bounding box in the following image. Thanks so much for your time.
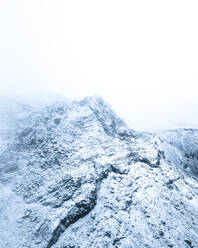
[46,185,97,248]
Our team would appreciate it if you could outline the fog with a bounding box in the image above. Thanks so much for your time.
[0,0,198,131]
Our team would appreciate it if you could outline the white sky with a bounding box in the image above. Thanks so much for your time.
[0,0,198,130]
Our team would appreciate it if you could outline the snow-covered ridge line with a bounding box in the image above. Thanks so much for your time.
[0,96,198,248]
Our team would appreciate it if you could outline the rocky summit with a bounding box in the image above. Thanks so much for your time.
[0,96,198,248]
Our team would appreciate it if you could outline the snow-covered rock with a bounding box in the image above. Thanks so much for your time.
[0,96,198,248]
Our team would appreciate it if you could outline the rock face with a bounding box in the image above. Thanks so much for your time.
[0,96,198,248]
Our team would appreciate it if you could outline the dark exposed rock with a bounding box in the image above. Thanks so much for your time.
[46,184,97,248]
[184,239,193,247]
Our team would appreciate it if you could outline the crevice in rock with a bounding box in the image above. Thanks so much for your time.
[46,187,97,248]
[46,160,129,248]
[184,239,193,248]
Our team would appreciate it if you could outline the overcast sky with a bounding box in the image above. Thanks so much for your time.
[0,0,198,130]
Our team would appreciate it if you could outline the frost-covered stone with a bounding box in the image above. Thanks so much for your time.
[156,129,198,176]
[0,96,198,248]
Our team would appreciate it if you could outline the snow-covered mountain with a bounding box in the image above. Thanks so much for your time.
[0,96,198,248]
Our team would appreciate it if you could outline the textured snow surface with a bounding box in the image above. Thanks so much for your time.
[0,96,198,248]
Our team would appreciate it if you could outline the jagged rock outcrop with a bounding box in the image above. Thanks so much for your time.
[156,129,198,176]
[0,96,198,248]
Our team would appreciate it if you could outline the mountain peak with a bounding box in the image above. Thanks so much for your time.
[0,96,198,248]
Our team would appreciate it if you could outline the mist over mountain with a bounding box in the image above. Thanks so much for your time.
[0,95,198,248]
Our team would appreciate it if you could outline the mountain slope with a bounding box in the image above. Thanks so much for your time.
[0,96,198,248]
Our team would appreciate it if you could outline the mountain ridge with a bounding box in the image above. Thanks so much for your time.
[0,96,198,248]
